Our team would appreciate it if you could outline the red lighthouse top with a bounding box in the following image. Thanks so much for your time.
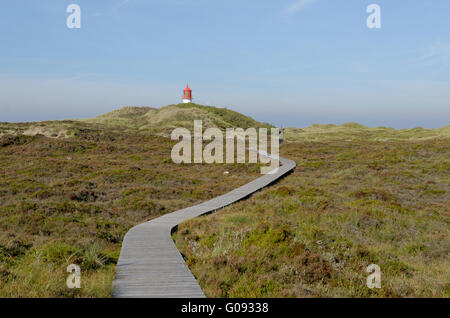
[183,84,192,101]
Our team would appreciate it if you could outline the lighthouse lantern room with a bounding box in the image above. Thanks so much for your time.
[182,84,193,103]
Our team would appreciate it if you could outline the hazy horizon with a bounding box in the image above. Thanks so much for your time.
[2,102,448,130]
[1,1,449,129]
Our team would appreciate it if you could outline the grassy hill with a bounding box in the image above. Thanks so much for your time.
[0,103,273,140]
[174,124,450,298]
[1,104,448,298]
[81,103,273,135]
[0,104,266,297]
[284,123,450,142]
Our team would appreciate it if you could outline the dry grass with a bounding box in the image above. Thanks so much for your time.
[2,106,448,298]
[284,123,450,142]
[0,119,260,297]
[81,103,273,137]
[174,132,450,297]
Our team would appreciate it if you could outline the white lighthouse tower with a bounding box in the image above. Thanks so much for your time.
[182,84,193,103]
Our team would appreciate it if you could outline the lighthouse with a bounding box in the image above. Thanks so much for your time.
[182,84,193,103]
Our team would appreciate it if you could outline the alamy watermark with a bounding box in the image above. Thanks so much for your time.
[66,264,81,289]
[66,4,81,29]
[366,264,381,289]
[66,4,381,30]
[367,4,381,29]
[170,120,280,175]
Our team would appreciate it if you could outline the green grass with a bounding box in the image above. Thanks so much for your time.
[2,105,449,298]
[284,123,450,142]
[174,130,450,298]
[80,103,273,136]
[0,111,261,297]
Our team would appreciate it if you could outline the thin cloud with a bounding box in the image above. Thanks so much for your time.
[424,42,450,67]
[112,0,132,11]
[414,42,450,75]
[92,0,133,16]
[283,0,316,15]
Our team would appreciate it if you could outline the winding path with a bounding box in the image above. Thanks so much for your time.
[113,154,296,298]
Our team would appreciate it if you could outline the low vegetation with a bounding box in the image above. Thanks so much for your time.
[2,104,448,298]
[284,123,450,142]
[0,105,264,297]
[81,103,273,136]
[174,127,449,297]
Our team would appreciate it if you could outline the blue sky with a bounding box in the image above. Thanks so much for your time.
[0,0,449,128]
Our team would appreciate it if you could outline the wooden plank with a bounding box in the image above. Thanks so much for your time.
[113,155,296,298]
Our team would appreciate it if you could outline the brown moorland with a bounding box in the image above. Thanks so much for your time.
[0,104,266,297]
[174,127,450,297]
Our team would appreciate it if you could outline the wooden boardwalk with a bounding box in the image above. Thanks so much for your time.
[113,154,296,298]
